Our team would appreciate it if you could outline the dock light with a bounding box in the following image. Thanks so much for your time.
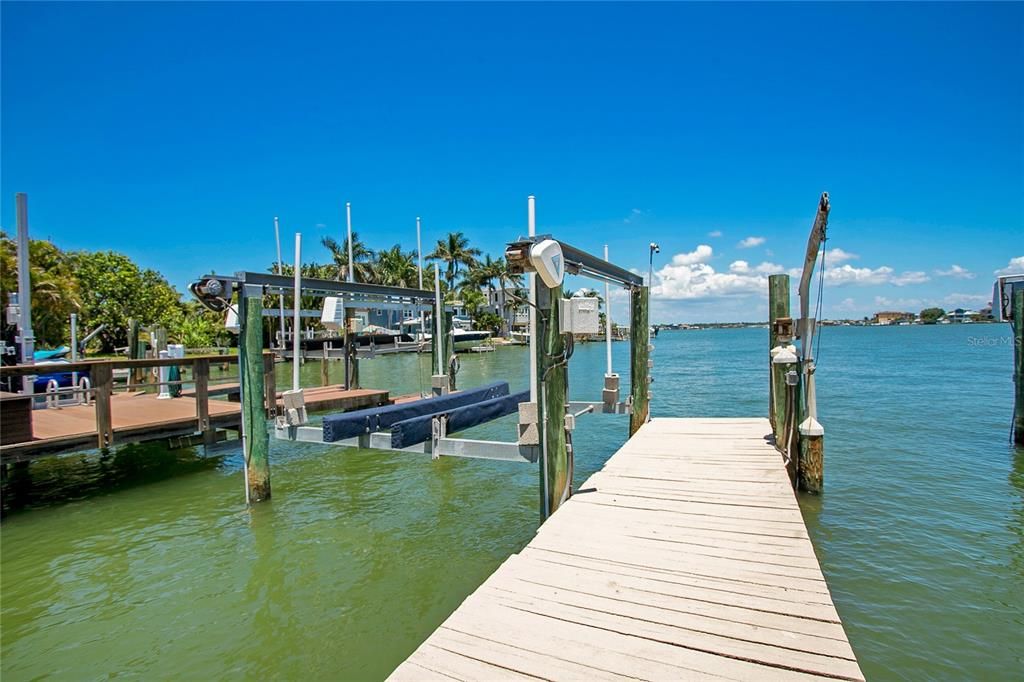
[528,239,565,288]
[771,344,798,365]
[648,243,660,288]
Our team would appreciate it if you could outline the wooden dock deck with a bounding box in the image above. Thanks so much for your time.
[388,417,863,681]
[0,385,390,461]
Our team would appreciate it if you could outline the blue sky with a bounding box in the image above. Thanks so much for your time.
[2,2,1021,323]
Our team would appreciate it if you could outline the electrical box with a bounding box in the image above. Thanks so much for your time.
[347,316,365,334]
[224,307,240,333]
[321,297,346,330]
[993,275,1024,322]
[559,297,600,335]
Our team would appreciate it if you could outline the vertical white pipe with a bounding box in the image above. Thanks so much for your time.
[293,233,302,392]
[346,202,354,283]
[416,216,423,290]
[604,245,612,375]
[434,265,443,376]
[418,217,426,341]
[528,195,537,402]
[274,216,286,349]
[15,193,34,394]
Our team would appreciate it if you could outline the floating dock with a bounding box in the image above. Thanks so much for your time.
[388,417,863,681]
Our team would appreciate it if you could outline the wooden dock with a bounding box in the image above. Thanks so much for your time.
[388,417,863,681]
[0,385,389,461]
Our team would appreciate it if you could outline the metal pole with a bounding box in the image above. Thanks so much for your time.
[528,195,537,402]
[15,193,34,394]
[602,244,610,372]
[274,216,286,349]
[293,233,302,392]
[435,265,443,376]
[346,202,354,283]
[418,216,426,341]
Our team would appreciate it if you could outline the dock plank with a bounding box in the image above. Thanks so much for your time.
[388,418,862,681]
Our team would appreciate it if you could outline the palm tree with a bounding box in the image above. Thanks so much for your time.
[371,245,418,287]
[428,232,481,289]
[322,232,374,282]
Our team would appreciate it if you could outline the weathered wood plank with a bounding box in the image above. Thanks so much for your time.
[387,417,863,681]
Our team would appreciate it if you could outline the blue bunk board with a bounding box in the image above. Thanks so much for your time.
[321,381,510,443]
[390,390,530,449]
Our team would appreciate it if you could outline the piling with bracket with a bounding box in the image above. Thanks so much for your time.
[629,285,650,436]
[768,275,792,447]
[536,275,570,518]
[238,285,271,501]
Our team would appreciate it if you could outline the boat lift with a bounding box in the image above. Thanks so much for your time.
[191,203,651,517]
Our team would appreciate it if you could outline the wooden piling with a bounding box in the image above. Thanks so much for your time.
[629,285,650,436]
[193,357,215,446]
[768,274,791,443]
[127,318,144,387]
[430,309,456,391]
[92,363,114,449]
[263,352,277,419]
[321,344,330,386]
[239,291,271,501]
[1014,289,1024,446]
[536,282,570,518]
[799,432,824,493]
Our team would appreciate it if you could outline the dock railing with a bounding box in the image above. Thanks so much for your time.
[0,353,276,451]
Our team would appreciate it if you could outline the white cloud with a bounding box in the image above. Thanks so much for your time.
[834,297,859,312]
[874,296,923,309]
[891,271,930,286]
[738,236,765,249]
[652,246,782,300]
[707,230,723,238]
[823,248,858,266]
[670,244,714,266]
[942,293,988,307]
[623,208,647,224]
[995,256,1024,276]
[820,264,930,287]
[934,264,975,280]
[729,260,784,275]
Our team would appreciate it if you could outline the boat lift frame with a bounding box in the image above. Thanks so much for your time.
[193,202,652,516]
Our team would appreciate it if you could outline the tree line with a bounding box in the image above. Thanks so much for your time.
[0,229,529,353]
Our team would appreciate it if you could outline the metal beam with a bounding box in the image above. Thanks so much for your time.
[559,240,644,287]
[232,271,436,301]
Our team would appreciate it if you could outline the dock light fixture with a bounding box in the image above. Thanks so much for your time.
[648,243,660,288]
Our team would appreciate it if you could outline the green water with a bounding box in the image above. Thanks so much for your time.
[2,326,1022,680]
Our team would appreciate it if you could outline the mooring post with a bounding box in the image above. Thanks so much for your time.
[321,344,330,386]
[238,286,271,501]
[193,357,215,446]
[92,362,114,449]
[536,281,570,519]
[768,274,791,443]
[629,285,650,436]
[263,352,277,419]
[127,318,143,388]
[1014,289,1024,446]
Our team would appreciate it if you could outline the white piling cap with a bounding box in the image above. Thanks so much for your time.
[798,417,824,436]
[771,345,798,365]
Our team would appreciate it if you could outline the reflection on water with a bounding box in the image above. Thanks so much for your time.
[2,326,1023,680]
[2,443,222,516]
